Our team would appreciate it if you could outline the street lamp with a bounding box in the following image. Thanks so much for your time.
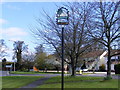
[56,7,69,90]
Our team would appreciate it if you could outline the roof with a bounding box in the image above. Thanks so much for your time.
[105,49,120,57]
[82,50,104,58]
[81,49,120,59]
[0,61,14,64]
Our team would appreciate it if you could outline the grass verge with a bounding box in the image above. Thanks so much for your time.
[10,71,64,74]
[44,76,103,84]
[37,76,118,88]
[2,76,44,88]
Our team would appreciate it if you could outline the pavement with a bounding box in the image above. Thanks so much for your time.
[18,77,51,88]
[0,71,10,76]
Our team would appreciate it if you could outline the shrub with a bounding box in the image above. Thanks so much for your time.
[114,64,120,74]
[99,64,105,71]
[104,76,112,80]
[19,68,28,72]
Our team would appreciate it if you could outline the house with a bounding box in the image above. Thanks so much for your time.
[104,49,120,71]
[81,49,120,71]
[1,58,15,71]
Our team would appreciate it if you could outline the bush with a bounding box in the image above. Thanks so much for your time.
[104,76,112,80]
[19,68,28,72]
[99,64,105,71]
[114,64,120,74]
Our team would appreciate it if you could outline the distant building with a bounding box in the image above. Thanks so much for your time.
[81,49,120,71]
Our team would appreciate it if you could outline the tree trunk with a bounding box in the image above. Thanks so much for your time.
[71,66,75,76]
[71,58,76,76]
[107,45,111,78]
[17,51,22,70]
[106,28,112,79]
[69,64,72,74]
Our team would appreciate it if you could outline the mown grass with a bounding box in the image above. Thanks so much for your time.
[44,76,103,84]
[10,71,97,75]
[0,76,2,89]
[10,71,64,74]
[37,76,118,88]
[2,76,44,88]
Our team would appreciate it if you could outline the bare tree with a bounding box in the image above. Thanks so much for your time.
[22,52,35,72]
[13,41,28,70]
[0,39,8,59]
[88,2,120,79]
[34,44,44,54]
[32,2,96,76]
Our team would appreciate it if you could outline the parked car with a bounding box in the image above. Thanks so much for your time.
[82,69,88,72]
[76,67,88,72]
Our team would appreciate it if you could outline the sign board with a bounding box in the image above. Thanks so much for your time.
[56,7,69,25]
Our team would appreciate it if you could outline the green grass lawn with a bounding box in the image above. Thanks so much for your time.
[2,76,44,88]
[10,71,97,75]
[37,76,119,88]
[10,71,64,74]
[44,76,103,84]
[0,76,2,89]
